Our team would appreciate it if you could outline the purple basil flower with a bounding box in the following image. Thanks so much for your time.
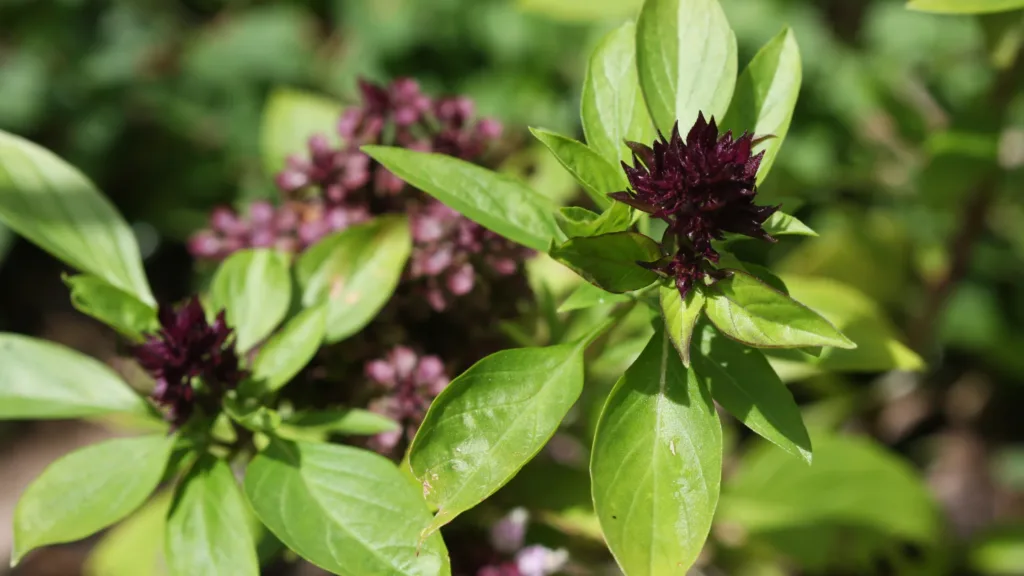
[490,508,529,554]
[131,297,245,428]
[364,346,449,454]
[611,113,777,257]
[514,546,568,576]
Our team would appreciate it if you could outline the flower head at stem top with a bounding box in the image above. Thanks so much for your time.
[610,113,779,298]
[131,297,245,429]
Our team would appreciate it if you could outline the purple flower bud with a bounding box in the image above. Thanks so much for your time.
[210,207,247,236]
[487,256,518,276]
[308,134,332,161]
[390,346,418,380]
[298,219,328,246]
[275,205,299,231]
[250,229,276,248]
[476,118,503,140]
[275,168,310,193]
[490,508,529,554]
[374,166,406,195]
[338,109,363,140]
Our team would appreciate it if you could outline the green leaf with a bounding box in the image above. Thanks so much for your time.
[636,0,738,135]
[0,333,148,419]
[296,216,411,343]
[720,433,940,545]
[721,27,801,184]
[224,393,282,433]
[766,275,924,372]
[692,323,811,463]
[410,343,585,534]
[762,211,816,237]
[283,408,400,436]
[705,271,856,349]
[591,324,722,575]
[362,146,561,252]
[907,0,1024,14]
[582,21,657,166]
[260,87,344,175]
[558,282,632,313]
[208,248,291,353]
[550,232,662,293]
[84,492,171,576]
[0,130,154,305]
[555,202,632,238]
[251,304,327,392]
[13,434,175,564]
[659,284,705,366]
[66,274,158,341]
[969,524,1024,576]
[530,128,626,209]
[166,455,259,576]
[245,439,450,576]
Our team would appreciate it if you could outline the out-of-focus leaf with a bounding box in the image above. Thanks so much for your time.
[765,275,925,372]
[581,22,656,166]
[722,27,801,183]
[720,433,940,545]
[0,130,154,306]
[84,493,171,576]
[208,249,291,353]
[908,0,1024,14]
[296,216,410,343]
[517,0,643,22]
[969,525,1024,575]
[250,304,326,392]
[260,88,344,175]
[636,0,737,135]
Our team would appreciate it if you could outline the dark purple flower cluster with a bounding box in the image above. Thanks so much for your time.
[363,346,450,455]
[610,113,778,298]
[188,77,525,311]
[131,297,244,428]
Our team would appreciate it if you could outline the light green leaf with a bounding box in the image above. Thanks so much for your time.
[13,434,175,564]
[969,524,1024,575]
[84,492,171,576]
[296,216,411,343]
[765,275,924,372]
[260,88,344,175]
[550,232,662,293]
[208,248,291,353]
[582,21,657,166]
[362,146,561,252]
[720,433,940,545]
[530,128,626,209]
[722,27,801,184]
[66,274,158,341]
[166,455,259,576]
[0,130,154,305]
[558,282,632,313]
[591,324,722,575]
[245,440,450,576]
[251,304,326,392]
[908,0,1024,14]
[282,408,400,437]
[660,284,705,366]
[410,343,585,534]
[705,271,856,349]
[636,0,738,135]
[224,393,282,433]
[0,333,148,419]
[762,211,816,237]
[555,202,633,238]
[692,323,811,463]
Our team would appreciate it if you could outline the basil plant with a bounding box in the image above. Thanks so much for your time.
[0,0,882,575]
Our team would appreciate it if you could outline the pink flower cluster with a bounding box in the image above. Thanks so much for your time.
[363,346,450,455]
[188,77,527,311]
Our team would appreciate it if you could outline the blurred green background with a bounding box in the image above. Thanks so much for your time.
[1,0,1023,575]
